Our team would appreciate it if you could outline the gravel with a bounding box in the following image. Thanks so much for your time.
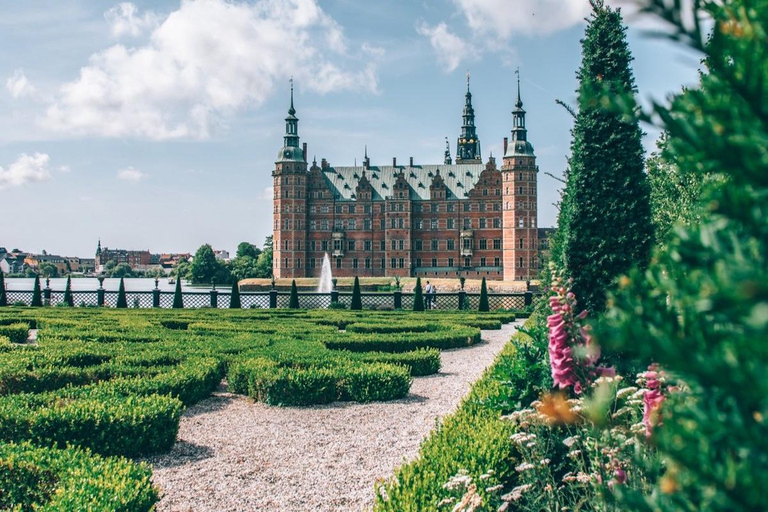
[143,321,522,512]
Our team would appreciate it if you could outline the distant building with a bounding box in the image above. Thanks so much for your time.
[24,254,68,275]
[272,75,547,281]
[94,240,151,272]
[214,250,230,261]
[66,257,95,274]
[0,251,28,274]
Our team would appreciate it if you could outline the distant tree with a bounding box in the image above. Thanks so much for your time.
[172,278,183,309]
[31,276,42,307]
[116,278,128,308]
[0,270,7,307]
[171,258,191,280]
[289,279,299,309]
[350,276,362,311]
[39,263,58,278]
[104,260,117,273]
[110,263,134,279]
[228,256,261,282]
[478,277,489,312]
[229,280,241,309]
[63,276,74,307]
[413,277,424,312]
[255,236,273,278]
[236,242,260,259]
[190,244,231,285]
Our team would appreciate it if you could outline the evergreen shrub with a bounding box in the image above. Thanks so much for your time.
[478,277,489,312]
[0,322,29,343]
[116,278,127,309]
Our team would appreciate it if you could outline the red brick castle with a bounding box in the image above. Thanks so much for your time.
[272,75,549,281]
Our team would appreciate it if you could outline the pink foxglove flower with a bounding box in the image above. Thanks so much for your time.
[642,363,666,437]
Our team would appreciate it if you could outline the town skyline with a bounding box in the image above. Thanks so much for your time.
[0,0,702,257]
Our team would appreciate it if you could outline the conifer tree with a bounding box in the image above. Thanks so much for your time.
[0,270,7,307]
[412,277,424,312]
[116,277,127,308]
[478,277,489,312]
[560,0,653,314]
[63,276,74,307]
[229,280,241,309]
[289,280,299,309]
[30,276,42,307]
[172,277,183,309]
[350,276,362,311]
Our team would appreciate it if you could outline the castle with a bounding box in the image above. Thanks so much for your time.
[272,75,549,281]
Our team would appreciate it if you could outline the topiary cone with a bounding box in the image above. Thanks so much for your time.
[31,276,42,307]
[63,276,74,307]
[172,277,183,309]
[116,277,128,308]
[478,277,489,312]
[413,277,424,312]
[350,276,362,311]
[289,279,299,309]
[229,280,241,309]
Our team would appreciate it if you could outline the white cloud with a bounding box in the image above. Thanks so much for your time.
[117,166,145,181]
[105,2,159,38]
[43,0,379,140]
[0,153,52,190]
[454,0,590,39]
[416,21,475,73]
[361,42,385,58]
[6,69,37,100]
[261,186,274,200]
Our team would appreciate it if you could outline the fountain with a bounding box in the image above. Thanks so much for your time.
[318,253,333,293]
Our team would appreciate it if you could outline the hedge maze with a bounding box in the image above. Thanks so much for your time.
[0,307,516,510]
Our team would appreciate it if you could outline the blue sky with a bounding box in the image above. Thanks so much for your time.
[0,0,701,257]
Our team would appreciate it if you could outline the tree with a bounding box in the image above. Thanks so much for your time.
[255,236,273,278]
[478,277,489,312]
[228,255,261,282]
[110,263,133,278]
[172,278,183,309]
[413,277,424,312]
[229,280,241,309]
[289,279,299,309]
[560,0,653,314]
[190,244,230,285]
[30,276,42,307]
[0,270,7,307]
[116,277,128,308]
[350,276,362,311]
[63,276,73,307]
[236,242,260,259]
[596,1,768,509]
[39,263,58,278]
[171,258,191,280]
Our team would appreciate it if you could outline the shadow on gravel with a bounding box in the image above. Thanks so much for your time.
[149,441,215,469]
[183,393,239,418]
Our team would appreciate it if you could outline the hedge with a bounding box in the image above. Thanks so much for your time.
[325,326,481,353]
[0,442,158,511]
[0,393,183,457]
[0,322,29,344]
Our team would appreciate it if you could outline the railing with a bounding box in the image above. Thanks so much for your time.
[2,282,536,311]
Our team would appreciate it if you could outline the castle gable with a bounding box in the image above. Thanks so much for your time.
[322,163,485,201]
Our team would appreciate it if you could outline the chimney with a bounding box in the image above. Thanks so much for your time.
[503,137,508,155]
[321,158,328,169]
[409,157,414,167]
[392,157,397,167]
[302,143,307,162]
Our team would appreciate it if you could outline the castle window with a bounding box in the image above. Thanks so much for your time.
[364,205,371,213]
[284,240,290,251]
[416,258,422,267]
[399,218,405,229]
[480,218,487,229]
[448,257,454,267]
[519,257,524,268]
[335,219,343,230]
[431,203,438,213]
[321,220,328,230]
[322,240,329,251]
[336,258,342,269]
[463,218,471,229]
[496,189,500,195]
[334,239,342,251]
[506,202,510,210]
[364,219,371,230]
[296,240,301,250]
[519,186,524,195]
[310,240,316,251]
[352,258,359,269]
[494,203,501,212]
[447,239,455,250]
[348,241,356,251]
[284,190,289,198]
[431,218,437,230]
[310,258,316,269]
[399,240,405,250]
[494,257,500,266]
[519,238,524,249]
[414,240,423,251]
[399,258,405,268]
[447,218,454,229]
[310,206,316,214]
[463,202,470,212]
[380,240,385,251]
[431,258,437,267]
[365,240,372,251]
[296,258,302,269]
[415,220,423,230]
[464,257,471,267]
[519,217,524,227]
[349,219,356,230]
[447,203,455,212]
[479,239,487,250]
[391,258,397,268]
[414,204,422,213]
[380,219,385,230]
[349,205,356,214]
[284,258,289,268]
[391,240,397,250]
[391,219,396,229]
[321,206,329,214]
[481,257,486,266]
[431,239,438,251]
[483,189,488,196]
[365,258,371,269]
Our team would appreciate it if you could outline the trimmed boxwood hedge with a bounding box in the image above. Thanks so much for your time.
[0,442,158,511]
[325,326,481,353]
[0,322,28,343]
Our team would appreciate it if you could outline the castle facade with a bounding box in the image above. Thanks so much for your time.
[272,77,548,281]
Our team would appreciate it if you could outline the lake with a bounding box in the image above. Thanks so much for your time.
[4,278,212,292]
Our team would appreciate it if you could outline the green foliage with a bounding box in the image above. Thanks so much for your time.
[0,442,158,511]
[30,277,42,308]
[0,323,28,344]
[325,325,480,353]
[172,278,183,309]
[62,277,73,307]
[190,244,230,285]
[38,263,58,278]
[236,241,259,259]
[108,263,133,279]
[478,277,489,312]
[594,1,768,510]
[413,277,424,312]
[116,278,128,309]
[559,1,653,314]
[229,280,241,309]
[350,276,362,311]
[289,280,299,309]
[0,271,7,307]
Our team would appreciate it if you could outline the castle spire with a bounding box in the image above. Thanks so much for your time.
[277,78,304,162]
[288,76,295,115]
[456,71,481,164]
[444,137,452,165]
[505,69,535,158]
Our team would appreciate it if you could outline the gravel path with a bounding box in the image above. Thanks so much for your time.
[144,322,522,512]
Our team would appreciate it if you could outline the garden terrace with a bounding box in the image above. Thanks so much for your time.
[0,306,522,510]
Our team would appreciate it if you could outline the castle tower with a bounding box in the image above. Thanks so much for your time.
[456,73,482,164]
[501,73,539,281]
[272,79,308,279]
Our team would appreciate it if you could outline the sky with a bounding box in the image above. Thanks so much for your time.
[0,0,702,257]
